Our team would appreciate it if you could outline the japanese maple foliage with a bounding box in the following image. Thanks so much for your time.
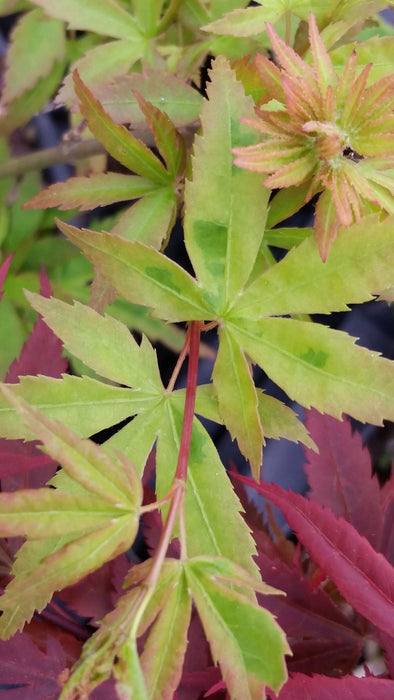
[0,2,393,699]
[234,410,394,697]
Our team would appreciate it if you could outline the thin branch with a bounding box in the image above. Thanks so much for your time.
[0,122,200,180]
[0,138,107,179]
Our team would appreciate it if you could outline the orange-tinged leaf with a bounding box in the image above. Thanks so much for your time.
[254,52,286,103]
[341,62,372,128]
[24,173,159,211]
[266,22,313,80]
[57,220,211,322]
[336,49,358,110]
[313,188,339,261]
[351,73,394,128]
[73,71,170,185]
[92,69,203,128]
[308,12,337,97]
[281,73,322,122]
[264,154,316,188]
[0,517,135,638]
[133,91,186,177]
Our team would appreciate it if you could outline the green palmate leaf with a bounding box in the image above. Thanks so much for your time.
[0,374,159,441]
[0,59,65,136]
[0,384,142,505]
[105,404,162,476]
[230,317,394,425]
[185,557,289,698]
[211,0,250,14]
[265,182,312,229]
[0,517,134,639]
[3,8,65,104]
[233,214,394,318]
[25,292,162,392]
[330,35,394,82]
[204,0,332,32]
[213,325,263,478]
[24,173,160,211]
[73,71,170,185]
[58,220,212,321]
[157,401,259,577]
[257,390,317,451]
[193,382,316,451]
[184,55,270,315]
[264,226,314,249]
[111,299,187,354]
[93,70,203,128]
[57,38,146,104]
[4,171,44,250]
[0,297,24,378]
[29,0,140,39]
[134,91,186,177]
[112,186,176,248]
[0,488,127,539]
[202,6,269,37]
[0,391,141,639]
[132,0,164,36]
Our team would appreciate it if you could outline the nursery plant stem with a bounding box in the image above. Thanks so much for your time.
[0,139,106,179]
[174,321,200,483]
[133,321,201,623]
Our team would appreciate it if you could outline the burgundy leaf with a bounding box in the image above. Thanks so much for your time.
[0,254,13,300]
[235,474,394,636]
[303,410,382,549]
[0,633,67,699]
[270,672,394,699]
[175,610,219,700]
[0,439,54,480]
[378,630,394,679]
[58,554,130,623]
[380,468,394,565]
[6,269,68,383]
[1,270,67,493]
[380,496,394,566]
[256,544,363,676]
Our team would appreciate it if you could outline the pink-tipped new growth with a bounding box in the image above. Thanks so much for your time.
[233,13,394,260]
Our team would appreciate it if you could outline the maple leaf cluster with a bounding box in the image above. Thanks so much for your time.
[232,13,394,260]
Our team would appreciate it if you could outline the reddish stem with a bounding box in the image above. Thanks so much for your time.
[166,326,191,393]
[141,321,201,585]
[175,321,200,482]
